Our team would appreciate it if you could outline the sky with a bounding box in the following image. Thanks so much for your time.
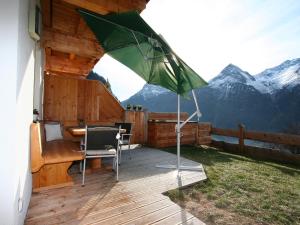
[94,0,300,101]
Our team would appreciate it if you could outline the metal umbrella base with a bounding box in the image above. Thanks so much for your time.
[156,164,203,171]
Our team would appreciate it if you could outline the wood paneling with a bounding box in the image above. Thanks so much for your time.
[42,28,103,58]
[33,162,74,191]
[197,122,212,145]
[41,0,148,77]
[30,123,45,173]
[44,74,78,121]
[148,112,189,121]
[63,0,146,15]
[125,111,148,144]
[31,122,84,190]
[148,122,211,148]
[41,0,52,27]
[44,74,125,127]
[45,50,95,75]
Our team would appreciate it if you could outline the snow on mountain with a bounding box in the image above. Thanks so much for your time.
[122,58,300,132]
[255,58,300,93]
[134,83,169,100]
[208,59,300,94]
[209,64,270,93]
[124,58,300,104]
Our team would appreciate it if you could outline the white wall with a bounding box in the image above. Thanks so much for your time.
[0,0,19,223]
[0,0,42,224]
[33,44,44,119]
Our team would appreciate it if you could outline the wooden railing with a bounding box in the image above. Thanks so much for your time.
[211,124,300,165]
[212,124,300,149]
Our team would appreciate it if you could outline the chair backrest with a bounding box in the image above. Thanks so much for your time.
[85,126,119,151]
[115,123,132,135]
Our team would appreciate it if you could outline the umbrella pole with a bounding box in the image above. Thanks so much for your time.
[156,93,202,172]
[177,94,181,171]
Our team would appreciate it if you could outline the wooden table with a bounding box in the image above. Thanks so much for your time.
[68,127,126,136]
[68,126,126,171]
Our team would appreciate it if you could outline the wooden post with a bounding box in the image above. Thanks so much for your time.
[238,124,245,151]
[144,110,148,144]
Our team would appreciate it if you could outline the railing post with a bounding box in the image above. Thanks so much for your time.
[238,124,245,152]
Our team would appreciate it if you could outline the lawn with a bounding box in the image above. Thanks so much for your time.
[163,146,300,225]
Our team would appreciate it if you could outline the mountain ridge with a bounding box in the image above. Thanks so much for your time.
[122,58,300,132]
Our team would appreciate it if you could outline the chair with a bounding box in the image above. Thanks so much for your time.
[115,123,133,164]
[82,126,120,186]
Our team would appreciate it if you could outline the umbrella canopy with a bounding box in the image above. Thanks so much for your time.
[79,9,207,97]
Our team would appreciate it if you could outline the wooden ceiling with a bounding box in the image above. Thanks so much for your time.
[41,0,148,78]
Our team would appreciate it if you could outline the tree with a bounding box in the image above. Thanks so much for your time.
[86,71,106,84]
[105,78,112,93]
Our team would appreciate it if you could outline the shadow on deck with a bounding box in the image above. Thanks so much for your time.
[26,147,206,225]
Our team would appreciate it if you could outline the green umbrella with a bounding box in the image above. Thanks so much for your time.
[78,9,207,97]
[79,9,207,171]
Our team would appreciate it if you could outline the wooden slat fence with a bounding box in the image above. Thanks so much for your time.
[212,124,300,147]
[211,124,300,165]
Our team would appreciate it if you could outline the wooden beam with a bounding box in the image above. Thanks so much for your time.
[76,18,98,40]
[45,54,94,75]
[211,127,239,138]
[245,130,300,146]
[62,0,110,14]
[62,0,146,15]
[42,28,104,58]
[212,125,300,146]
[45,47,52,56]
[41,0,52,27]
[69,53,76,60]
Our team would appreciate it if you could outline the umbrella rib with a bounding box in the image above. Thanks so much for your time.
[131,31,171,60]
[79,10,154,44]
[79,10,171,60]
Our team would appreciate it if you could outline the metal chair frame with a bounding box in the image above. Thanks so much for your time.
[115,123,133,164]
[82,125,120,186]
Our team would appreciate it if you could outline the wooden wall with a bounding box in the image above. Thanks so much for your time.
[148,112,189,121]
[44,74,124,136]
[125,111,148,144]
[148,121,212,148]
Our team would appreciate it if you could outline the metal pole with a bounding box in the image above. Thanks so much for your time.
[155,92,202,172]
[177,94,180,170]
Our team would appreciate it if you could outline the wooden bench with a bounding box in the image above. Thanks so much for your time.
[30,122,84,191]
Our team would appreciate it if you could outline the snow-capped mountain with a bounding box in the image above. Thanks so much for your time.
[133,84,169,101]
[208,58,300,94]
[209,64,269,94]
[122,58,300,132]
[256,58,300,93]
[210,64,255,85]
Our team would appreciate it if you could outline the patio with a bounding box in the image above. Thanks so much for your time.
[26,147,206,224]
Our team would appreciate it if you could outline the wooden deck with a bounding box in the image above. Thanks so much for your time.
[26,147,207,225]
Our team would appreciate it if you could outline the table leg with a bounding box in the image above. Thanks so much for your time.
[90,158,102,170]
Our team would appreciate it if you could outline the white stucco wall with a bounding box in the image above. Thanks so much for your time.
[0,0,43,224]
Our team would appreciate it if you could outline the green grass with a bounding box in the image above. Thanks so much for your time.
[164,146,300,225]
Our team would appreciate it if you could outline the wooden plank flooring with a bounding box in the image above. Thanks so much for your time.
[26,147,206,225]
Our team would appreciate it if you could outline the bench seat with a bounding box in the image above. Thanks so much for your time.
[44,140,83,164]
[30,122,84,191]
